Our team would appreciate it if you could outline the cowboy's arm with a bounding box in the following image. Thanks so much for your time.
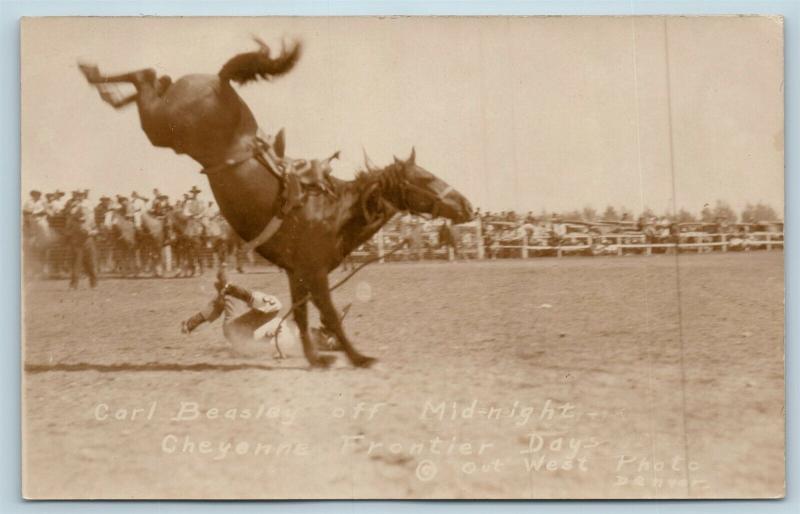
[182,295,225,334]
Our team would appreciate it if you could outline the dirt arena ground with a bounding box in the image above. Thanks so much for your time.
[22,252,784,499]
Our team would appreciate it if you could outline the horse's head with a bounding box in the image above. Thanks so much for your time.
[370,148,474,224]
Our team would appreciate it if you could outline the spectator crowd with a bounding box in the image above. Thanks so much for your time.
[22,186,784,286]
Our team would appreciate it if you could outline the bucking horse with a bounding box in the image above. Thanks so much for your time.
[79,37,473,368]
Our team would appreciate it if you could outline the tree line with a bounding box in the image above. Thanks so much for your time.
[531,201,781,224]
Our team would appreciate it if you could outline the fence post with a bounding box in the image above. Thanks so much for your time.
[476,219,485,260]
[446,220,454,261]
[164,245,172,272]
[721,233,727,253]
[766,232,772,251]
[377,228,385,263]
[522,232,529,259]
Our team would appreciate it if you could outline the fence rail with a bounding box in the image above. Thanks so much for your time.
[351,226,783,261]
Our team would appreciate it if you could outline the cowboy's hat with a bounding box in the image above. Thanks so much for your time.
[189,186,202,195]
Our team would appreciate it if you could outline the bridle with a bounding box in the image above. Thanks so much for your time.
[372,163,456,220]
[399,180,455,219]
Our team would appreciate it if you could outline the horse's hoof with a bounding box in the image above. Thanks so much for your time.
[351,355,377,368]
[78,63,101,82]
[309,354,336,369]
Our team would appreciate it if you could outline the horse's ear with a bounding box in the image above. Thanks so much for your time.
[408,147,416,164]
[393,155,402,165]
[362,147,378,171]
[274,128,286,158]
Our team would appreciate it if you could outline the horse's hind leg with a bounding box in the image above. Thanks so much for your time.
[308,273,376,368]
[289,275,334,368]
[79,64,156,87]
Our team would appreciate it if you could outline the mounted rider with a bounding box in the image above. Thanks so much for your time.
[45,190,65,221]
[130,191,149,229]
[182,186,206,217]
[149,190,171,218]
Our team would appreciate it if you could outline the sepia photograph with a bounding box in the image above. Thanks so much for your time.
[20,16,784,499]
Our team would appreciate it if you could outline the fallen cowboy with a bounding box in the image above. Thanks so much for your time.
[181,267,343,358]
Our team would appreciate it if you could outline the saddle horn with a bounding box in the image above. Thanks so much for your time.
[274,128,286,158]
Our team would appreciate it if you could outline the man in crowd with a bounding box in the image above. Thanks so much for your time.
[130,191,149,229]
[66,190,98,289]
[183,186,206,219]
[94,196,112,227]
[23,190,46,228]
[149,191,171,217]
[45,190,65,219]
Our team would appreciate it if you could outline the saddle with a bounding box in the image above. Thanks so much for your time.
[238,129,340,251]
[253,129,339,216]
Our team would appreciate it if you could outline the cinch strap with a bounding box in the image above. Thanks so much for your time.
[242,216,284,253]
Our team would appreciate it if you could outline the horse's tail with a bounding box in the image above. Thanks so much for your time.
[218,38,302,85]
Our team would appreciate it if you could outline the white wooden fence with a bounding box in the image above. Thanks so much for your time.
[349,221,783,262]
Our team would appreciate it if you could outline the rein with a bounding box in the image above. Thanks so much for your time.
[271,239,409,357]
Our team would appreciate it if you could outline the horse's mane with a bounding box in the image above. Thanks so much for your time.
[328,162,410,225]
[350,162,406,191]
[218,39,302,85]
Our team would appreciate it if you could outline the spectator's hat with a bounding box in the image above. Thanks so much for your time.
[30,190,41,197]
[189,186,201,195]
[53,189,65,198]
[45,193,54,200]
[82,189,90,198]
[70,189,81,197]
[100,195,110,202]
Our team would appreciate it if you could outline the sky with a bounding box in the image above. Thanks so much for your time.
[20,16,783,216]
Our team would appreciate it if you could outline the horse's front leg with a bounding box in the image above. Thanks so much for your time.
[289,274,335,368]
[308,272,377,368]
